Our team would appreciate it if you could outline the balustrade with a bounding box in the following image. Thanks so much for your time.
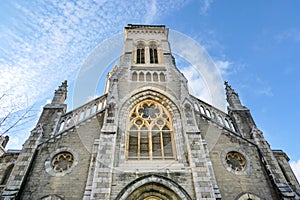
[193,98,238,134]
[56,95,107,134]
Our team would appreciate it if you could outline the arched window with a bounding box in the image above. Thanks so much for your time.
[137,44,145,64]
[146,72,151,81]
[127,100,175,160]
[153,72,158,82]
[139,72,145,81]
[159,72,165,82]
[149,44,158,64]
[132,71,137,81]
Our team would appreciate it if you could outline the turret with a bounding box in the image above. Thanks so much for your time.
[225,81,245,110]
[51,80,68,105]
[225,81,255,138]
[225,82,300,199]
[37,81,68,139]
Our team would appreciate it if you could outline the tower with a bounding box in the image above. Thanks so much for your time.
[0,24,299,200]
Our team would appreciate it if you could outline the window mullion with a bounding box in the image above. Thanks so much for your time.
[171,131,175,159]
[160,130,164,160]
[138,130,140,160]
[141,49,145,63]
[137,49,140,64]
[149,128,152,160]
[154,49,158,64]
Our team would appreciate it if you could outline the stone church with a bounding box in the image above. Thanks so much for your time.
[0,24,299,200]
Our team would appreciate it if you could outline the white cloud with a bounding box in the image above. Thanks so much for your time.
[290,159,300,182]
[254,77,273,97]
[0,0,188,113]
[200,0,213,15]
[214,60,232,76]
[169,30,227,111]
[275,29,300,43]
[1,0,190,149]
[145,0,157,24]
[181,65,211,103]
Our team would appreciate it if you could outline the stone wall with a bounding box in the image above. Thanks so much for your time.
[19,116,102,199]
[206,124,278,199]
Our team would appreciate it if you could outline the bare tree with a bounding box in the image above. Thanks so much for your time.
[0,93,36,137]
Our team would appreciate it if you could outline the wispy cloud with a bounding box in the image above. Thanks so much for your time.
[145,0,157,24]
[254,77,273,97]
[169,30,226,111]
[275,29,300,43]
[200,0,213,15]
[0,0,188,111]
[0,0,188,149]
[214,60,232,76]
[180,65,211,103]
[291,159,300,182]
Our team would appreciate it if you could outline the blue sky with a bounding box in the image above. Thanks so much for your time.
[0,0,299,179]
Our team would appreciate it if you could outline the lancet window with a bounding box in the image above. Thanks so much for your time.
[149,44,158,64]
[127,100,175,160]
[136,44,145,64]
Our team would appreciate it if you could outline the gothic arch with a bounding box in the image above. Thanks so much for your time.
[39,194,64,200]
[235,192,264,200]
[135,41,146,64]
[126,99,176,160]
[116,89,187,165]
[115,175,192,200]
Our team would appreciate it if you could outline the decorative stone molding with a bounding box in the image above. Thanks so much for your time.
[236,192,264,200]
[221,147,251,175]
[115,175,192,200]
[45,147,78,177]
[40,194,65,200]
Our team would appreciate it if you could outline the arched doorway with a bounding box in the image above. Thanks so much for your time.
[125,182,180,200]
[116,175,192,200]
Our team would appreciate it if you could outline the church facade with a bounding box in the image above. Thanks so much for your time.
[0,24,299,200]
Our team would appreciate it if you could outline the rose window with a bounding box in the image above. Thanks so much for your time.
[225,151,247,171]
[51,152,74,172]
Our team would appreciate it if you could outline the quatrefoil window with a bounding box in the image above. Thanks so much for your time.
[51,152,74,172]
[138,104,159,119]
[225,151,247,172]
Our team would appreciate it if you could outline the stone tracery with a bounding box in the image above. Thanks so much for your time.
[127,100,175,160]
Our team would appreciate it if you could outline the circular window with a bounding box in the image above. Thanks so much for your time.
[52,152,74,172]
[45,147,78,176]
[225,151,247,172]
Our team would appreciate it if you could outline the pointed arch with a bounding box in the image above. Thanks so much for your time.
[153,72,158,82]
[139,72,145,81]
[149,42,158,64]
[159,72,165,82]
[146,72,151,81]
[127,100,175,160]
[117,88,188,165]
[136,42,145,64]
[132,71,138,81]
[235,192,263,200]
[115,175,192,200]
